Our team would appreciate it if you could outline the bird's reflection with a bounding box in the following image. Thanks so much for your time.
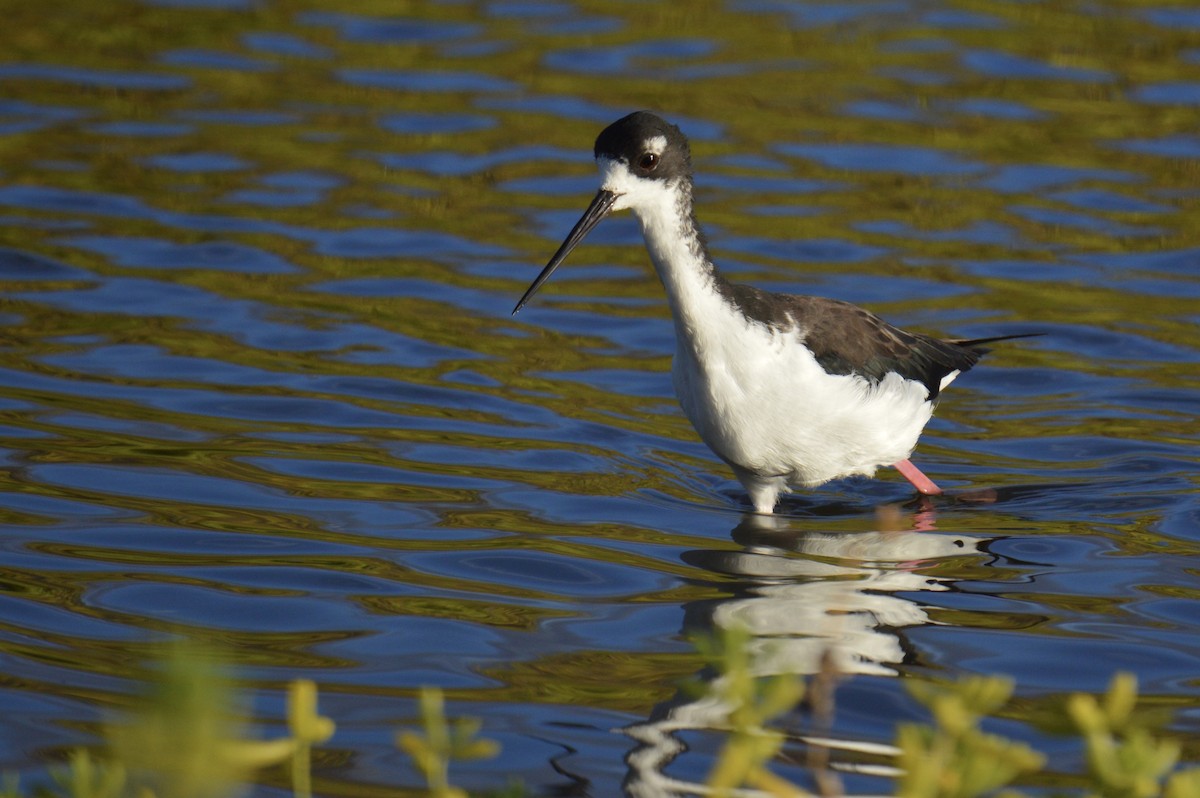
[624,502,992,797]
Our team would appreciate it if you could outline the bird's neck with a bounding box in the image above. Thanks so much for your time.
[635,182,737,341]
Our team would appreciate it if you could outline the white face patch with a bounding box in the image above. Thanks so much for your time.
[644,134,667,156]
[596,154,676,213]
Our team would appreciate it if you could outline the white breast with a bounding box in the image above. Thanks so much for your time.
[671,309,935,487]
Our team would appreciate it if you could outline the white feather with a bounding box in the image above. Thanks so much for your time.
[603,159,936,513]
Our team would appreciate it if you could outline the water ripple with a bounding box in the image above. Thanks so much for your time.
[0,2,1198,795]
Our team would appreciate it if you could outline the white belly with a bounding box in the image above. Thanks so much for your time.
[671,322,935,487]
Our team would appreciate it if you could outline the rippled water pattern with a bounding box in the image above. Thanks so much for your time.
[1,0,1198,794]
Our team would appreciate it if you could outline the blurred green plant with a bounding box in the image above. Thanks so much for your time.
[48,750,124,798]
[693,625,1199,798]
[106,644,287,798]
[2,643,334,798]
[396,686,501,798]
[897,674,1045,798]
[287,679,337,798]
[5,635,1200,798]
[689,624,808,797]
[1069,673,1200,798]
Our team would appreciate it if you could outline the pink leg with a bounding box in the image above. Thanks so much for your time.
[893,459,943,496]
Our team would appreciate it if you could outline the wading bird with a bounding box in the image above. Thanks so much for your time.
[514,112,1032,514]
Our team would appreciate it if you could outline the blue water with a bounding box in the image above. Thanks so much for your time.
[0,1,1198,794]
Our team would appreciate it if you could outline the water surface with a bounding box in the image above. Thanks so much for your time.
[1,0,1198,794]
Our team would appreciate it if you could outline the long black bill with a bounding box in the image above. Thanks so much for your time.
[512,189,618,315]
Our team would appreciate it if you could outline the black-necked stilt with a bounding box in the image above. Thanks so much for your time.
[514,111,1034,514]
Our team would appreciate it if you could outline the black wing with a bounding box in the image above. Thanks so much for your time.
[718,282,1029,400]
[795,296,982,400]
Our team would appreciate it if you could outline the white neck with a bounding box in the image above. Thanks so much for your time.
[631,182,734,346]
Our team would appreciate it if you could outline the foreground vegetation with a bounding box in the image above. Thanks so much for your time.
[5,630,1199,798]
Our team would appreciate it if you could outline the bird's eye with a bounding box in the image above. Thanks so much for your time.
[638,152,659,171]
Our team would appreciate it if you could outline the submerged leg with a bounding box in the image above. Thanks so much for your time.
[893,459,943,496]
